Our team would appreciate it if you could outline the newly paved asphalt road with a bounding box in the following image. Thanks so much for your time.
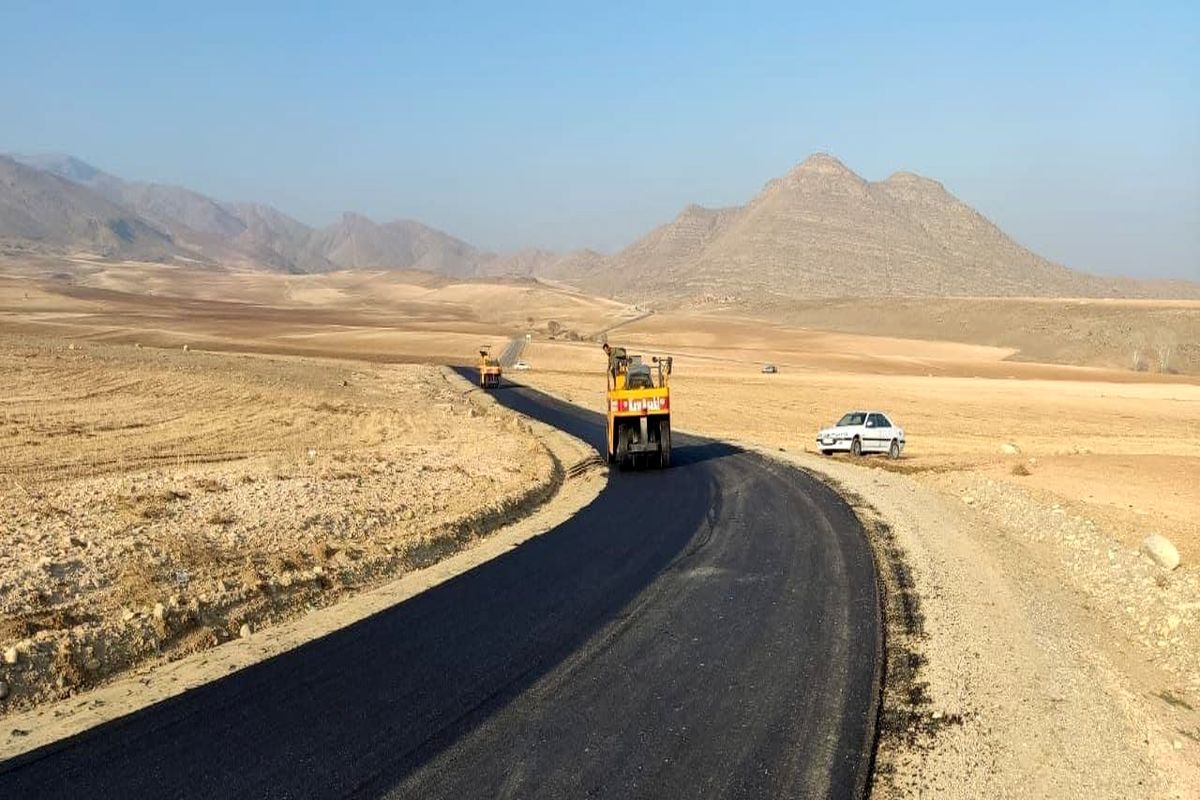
[0,377,880,799]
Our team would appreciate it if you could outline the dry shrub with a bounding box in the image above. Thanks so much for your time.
[239,565,264,591]
[116,488,191,521]
[1010,463,1032,477]
[175,530,225,571]
[194,477,227,493]
[270,553,298,573]
[114,555,162,608]
[206,509,236,526]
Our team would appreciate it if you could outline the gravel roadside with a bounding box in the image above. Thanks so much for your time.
[748,444,1199,799]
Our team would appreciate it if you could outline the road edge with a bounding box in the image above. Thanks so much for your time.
[0,368,606,763]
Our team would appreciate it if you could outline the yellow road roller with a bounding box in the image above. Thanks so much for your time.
[604,343,672,469]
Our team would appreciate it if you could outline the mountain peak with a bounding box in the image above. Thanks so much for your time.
[338,211,376,226]
[11,153,105,183]
[883,170,945,191]
[789,153,857,178]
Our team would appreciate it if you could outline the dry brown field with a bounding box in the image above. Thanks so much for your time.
[518,310,1200,565]
[2,255,1197,746]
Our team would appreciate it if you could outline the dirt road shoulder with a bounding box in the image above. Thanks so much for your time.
[745,444,1199,799]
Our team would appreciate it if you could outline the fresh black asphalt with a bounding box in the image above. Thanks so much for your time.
[0,374,881,799]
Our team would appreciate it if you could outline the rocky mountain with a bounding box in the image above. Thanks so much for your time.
[0,155,178,259]
[224,203,334,273]
[3,151,1195,301]
[11,154,315,270]
[558,154,1130,304]
[303,213,485,276]
[5,155,498,275]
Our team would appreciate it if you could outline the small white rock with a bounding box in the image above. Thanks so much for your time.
[239,624,251,639]
[121,609,136,622]
[3,646,17,665]
[1141,534,1181,571]
[152,602,166,621]
[1000,442,1021,455]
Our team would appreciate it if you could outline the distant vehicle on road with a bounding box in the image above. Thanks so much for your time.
[478,346,502,389]
[761,363,778,374]
[513,360,530,370]
[817,410,905,458]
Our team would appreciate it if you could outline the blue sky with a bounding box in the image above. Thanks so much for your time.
[2,1,1197,279]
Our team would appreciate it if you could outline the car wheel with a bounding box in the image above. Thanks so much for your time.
[889,439,900,460]
[850,437,862,457]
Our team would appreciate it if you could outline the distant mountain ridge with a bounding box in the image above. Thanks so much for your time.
[561,154,1151,304]
[2,152,1196,301]
[0,156,177,259]
[4,154,497,275]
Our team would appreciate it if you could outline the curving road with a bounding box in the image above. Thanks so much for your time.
[0,377,880,799]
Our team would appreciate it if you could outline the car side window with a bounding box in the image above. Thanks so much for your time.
[868,413,886,428]
[874,414,892,428]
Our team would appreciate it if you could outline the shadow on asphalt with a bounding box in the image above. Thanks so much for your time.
[0,367,720,800]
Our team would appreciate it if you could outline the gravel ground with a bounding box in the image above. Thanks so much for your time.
[750,445,1200,800]
[0,339,556,714]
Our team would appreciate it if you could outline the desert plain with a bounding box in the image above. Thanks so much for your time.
[0,255,1198,796]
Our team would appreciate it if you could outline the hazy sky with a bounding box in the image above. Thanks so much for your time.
[2,1,1197,279]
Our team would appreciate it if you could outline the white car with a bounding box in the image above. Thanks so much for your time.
[513,360,530,370]
[816,411,905,458]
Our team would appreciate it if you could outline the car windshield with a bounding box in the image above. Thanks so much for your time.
[837,413,866,427]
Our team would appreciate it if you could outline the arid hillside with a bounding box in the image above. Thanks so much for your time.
[0,255,639,362]
[6,153,1197,307]
[547,154,1200,304]
[0,157,178,261]
[765,296,1200,375]
[0,335,564,713]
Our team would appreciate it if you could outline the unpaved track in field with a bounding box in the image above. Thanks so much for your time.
[0,378,880,799]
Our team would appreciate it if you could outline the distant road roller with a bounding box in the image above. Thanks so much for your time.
[604,343,672,469]
[478,346,502,389]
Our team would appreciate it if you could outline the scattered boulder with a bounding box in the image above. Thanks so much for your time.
[152,602,166,621]
[1141,534,1181,571]
[239,624,251,639]
[3,646,17,665]
[1000,442,1021,455]
[182,344,190,352]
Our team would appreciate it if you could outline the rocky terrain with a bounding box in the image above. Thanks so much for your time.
[547,154,1200,304]
[4,153,1196,304]
[0,157,176,261]
[0,337,557,713]
[773,448,1199,799]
